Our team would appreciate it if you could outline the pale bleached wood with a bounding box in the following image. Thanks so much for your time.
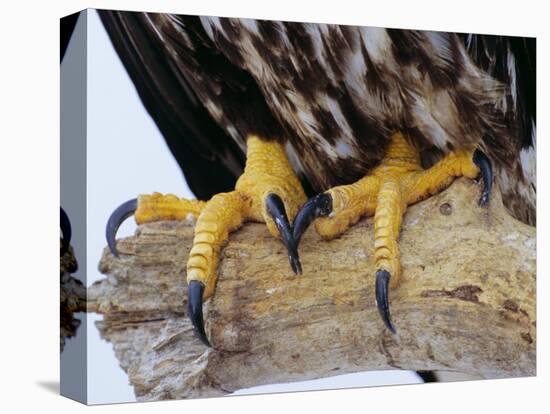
[88,179,536,401]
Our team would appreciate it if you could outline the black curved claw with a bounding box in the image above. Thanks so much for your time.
[106,198,137,257]
[188,280,211,347]
[416,371,438,383]
[375,269,396,334]
[292,193,333,246]
[473,149,493,207]
[60,207,72,254]
[265,193,302,274]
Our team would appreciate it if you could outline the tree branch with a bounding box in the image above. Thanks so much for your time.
[88,179,536,401]
[60,245,85,352]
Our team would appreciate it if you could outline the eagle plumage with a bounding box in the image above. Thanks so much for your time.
[99,11,535,225]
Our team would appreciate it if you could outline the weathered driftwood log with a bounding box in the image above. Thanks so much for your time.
[88,179,535,401]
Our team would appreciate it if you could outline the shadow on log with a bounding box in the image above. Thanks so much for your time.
[88,179,536,401]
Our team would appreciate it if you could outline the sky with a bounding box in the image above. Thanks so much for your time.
[85,9,192,403]
[63,9,422,404]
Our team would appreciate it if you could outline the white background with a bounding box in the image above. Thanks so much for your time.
[0,0,547,413]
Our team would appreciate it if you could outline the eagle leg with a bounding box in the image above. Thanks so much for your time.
[294,132,492,332]
[105,135,307,346]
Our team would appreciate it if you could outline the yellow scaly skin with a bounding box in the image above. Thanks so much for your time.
[315,131,480,291]
[134,135,306,299]
[114,131,482,339]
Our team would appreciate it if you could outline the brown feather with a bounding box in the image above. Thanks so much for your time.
[100,11,536,224]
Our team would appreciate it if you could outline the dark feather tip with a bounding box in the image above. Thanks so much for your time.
[188,280,211,347]
[60,207,72,254]
[292,193,332,246]
[265,193,302,275]
[106,198,137,257]
[375,269,397,334]
[472,149,493,208]
[289,254,302,275]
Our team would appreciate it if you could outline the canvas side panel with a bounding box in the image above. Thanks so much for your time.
[60,9,88,404]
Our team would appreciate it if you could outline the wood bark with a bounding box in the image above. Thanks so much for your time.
[60,245,85,352]
[88,179,536,401]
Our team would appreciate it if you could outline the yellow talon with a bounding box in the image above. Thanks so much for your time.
[186,191,249,298]
[316,132,479,271]
[107,134,307,346]
[135,192,206,224]
[130,135,306,300]
[296,131,482,332]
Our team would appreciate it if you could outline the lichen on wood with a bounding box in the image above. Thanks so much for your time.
[88,179,536,401]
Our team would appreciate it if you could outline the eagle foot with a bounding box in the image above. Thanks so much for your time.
[294,131,493,333]
[106,135,306,346]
